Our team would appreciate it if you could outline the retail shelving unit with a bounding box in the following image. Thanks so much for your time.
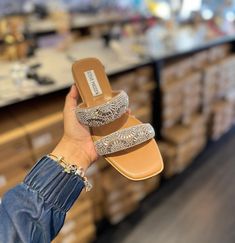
[1,34,235,243]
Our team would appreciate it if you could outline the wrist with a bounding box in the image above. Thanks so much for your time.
[51,136,91,171]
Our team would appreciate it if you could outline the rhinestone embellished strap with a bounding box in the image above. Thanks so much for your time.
[76,90,129,127]
[94,123,155,155]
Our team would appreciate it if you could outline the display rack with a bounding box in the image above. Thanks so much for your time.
[1,34,235,243]
[1,35,235,131]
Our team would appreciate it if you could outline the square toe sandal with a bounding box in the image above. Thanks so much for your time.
[72,58,164,180]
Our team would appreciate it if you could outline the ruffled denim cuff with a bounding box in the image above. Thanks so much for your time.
[24,156,84,212]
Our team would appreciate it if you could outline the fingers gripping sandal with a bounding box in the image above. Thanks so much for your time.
[72,58,163,180]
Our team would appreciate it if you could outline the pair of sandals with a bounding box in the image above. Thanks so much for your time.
[72,58,163,180]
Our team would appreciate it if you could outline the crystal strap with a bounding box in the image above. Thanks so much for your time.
[76,90,129,127]
[94,123,155,156]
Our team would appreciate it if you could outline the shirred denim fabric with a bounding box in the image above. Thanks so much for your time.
[0,156,84,243]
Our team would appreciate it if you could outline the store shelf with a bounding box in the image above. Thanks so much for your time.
[1,35,235,109]
[148,34,235,61]
[27,13,149,36]
[1,28,235,243]
[0,38,151,108]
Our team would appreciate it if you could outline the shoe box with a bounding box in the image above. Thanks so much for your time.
[101,168,139,224]
[217,55,235,97]
[143,175,160,195]
[162,79,183,128]
[8,96,64,160]
[162,124,194,171]
[162,69,202,128]
[207,44,230,63]
[162,57,193,84]
[96,156,109,170]
[162,62,177,84]
[158,142,177,178]
[110,66,155,115]
[111,72,136,94]
[85,163,105,222]
[210,100,234,140]
[201,55,235,112]
[0,111,33,170]
[24,112,63,160]
[0,111,34,197]
[181,72,202,125]
[188,114,207,155]
[100,166,160,224]
[192,50,209,70]
[161,113,207,175]
[134,106,152,123]
[226,91,235,124]
[0,159,31,198]
[201,64,218,113]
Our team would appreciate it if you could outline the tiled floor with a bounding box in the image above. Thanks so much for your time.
[96,129,235,243]
[122,130,235,243]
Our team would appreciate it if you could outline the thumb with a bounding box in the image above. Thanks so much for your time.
[64,85,79,112]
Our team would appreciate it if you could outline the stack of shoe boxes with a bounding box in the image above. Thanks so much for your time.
[160,44,233,177]
[8,97,65,161]
[86,163,105,222]
[111,65,155,120]
[0,111,34,198]
[209,55,235,140]
[207,45,230,63]
[101,167,139,224]
[210,100,234,140]
[158,142,177,178]
[181,72,202,125]
[101,167,159,224]
[189,113,207,154]
[192,50,209,70]
[162,124,195,173]
[162,79,183,128]
[161,113,207,175]
[227,90,235,124]
[201,64,218,116]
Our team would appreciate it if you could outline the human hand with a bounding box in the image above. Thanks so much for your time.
[52,85,98,171]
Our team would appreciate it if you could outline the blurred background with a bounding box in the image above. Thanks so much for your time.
[1,1,235,243]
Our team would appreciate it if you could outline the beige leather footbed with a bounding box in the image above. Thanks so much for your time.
[72,58,163,180]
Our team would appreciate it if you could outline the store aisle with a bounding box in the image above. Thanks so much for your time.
[122,132,235,243]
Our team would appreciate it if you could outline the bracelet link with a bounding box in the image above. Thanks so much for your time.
[48,154,92,192]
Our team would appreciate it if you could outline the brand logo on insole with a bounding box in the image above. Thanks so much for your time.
[84,70,102,96]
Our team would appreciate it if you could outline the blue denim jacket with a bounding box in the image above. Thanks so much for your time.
[0,156,85,242]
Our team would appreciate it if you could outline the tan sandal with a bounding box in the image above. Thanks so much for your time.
[72,58,163,180]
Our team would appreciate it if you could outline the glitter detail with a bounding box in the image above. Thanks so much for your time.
[94,123,155,155]
[76,90,129,127]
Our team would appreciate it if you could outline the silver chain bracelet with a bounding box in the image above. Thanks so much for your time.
[48,154,92,192]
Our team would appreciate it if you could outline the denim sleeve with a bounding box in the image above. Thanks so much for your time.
[0,156,85,243]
